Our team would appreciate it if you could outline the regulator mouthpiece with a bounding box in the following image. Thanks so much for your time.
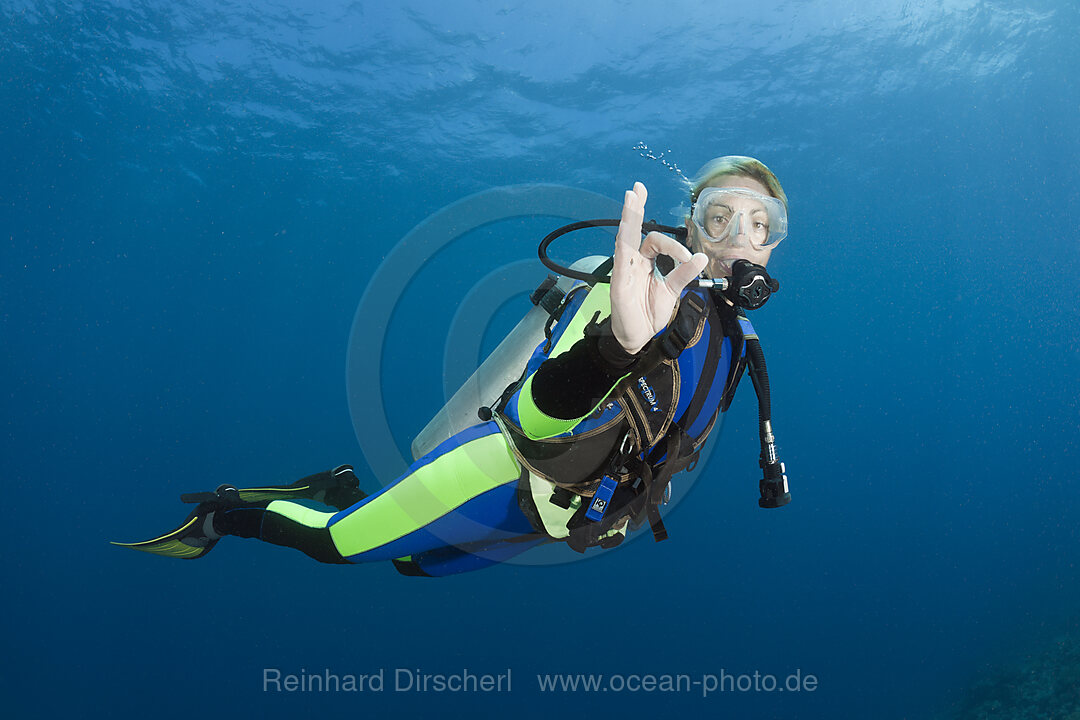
[726,259,779,310]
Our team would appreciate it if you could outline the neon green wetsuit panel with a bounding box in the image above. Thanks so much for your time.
[512,283,630,440]
[326,429,522,558]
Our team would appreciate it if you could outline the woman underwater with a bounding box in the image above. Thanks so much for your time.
[116,156,791,576]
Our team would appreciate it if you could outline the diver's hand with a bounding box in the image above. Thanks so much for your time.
[610,182,708,355]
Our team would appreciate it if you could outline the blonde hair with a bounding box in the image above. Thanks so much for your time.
[689,156,788,214]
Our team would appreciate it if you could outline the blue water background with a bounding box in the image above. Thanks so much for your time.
[3,1,1079,718]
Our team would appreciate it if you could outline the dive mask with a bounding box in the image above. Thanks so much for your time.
[691,186,788,249]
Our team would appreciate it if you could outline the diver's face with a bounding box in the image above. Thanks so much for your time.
[687,175,776,279]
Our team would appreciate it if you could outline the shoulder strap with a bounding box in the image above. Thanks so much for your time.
[719,311,751,411]
[614,290,708,381]
[676,293,725,433]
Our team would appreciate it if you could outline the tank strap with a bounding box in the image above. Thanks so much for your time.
[641,424,701,542]
[672,294,725,435]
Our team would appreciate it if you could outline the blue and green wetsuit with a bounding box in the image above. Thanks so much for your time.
[218,283,751,576]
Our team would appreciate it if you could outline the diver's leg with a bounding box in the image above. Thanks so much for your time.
[204,464,366,564]
[216,422,538,567]
[216,503,349,564]
[328,422,535,562]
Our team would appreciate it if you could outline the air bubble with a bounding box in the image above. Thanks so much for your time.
[634,142,690,185]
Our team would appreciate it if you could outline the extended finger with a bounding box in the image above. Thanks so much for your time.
[664,252,709,293]
[615,182,647,254]
[638,231,694,263]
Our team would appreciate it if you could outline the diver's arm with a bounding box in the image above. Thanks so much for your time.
[512,285,638,440]
[530,318,638,419]
[513,183,705,440]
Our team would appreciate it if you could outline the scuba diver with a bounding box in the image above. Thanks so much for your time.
[115,156,792,576]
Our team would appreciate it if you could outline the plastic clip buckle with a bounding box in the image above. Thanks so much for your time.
[585,475,619,522]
